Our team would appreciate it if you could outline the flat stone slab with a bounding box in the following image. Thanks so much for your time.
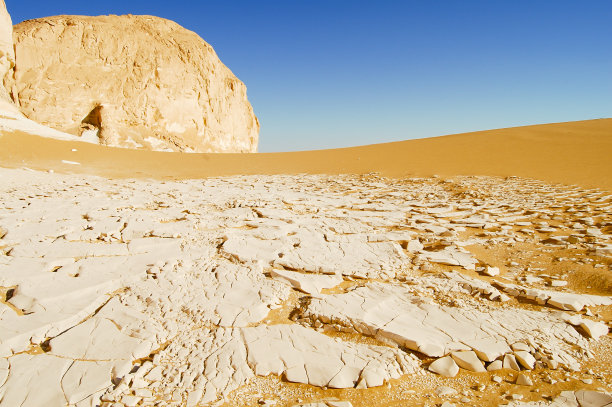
[302,282,589,369]
[0,167,610,406]
[494,282,612,312]
[243,324,421,389]
[269,268,343,294]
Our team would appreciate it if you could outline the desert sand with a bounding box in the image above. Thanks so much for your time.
[1,3,611,405]
[1,115,611,407]
[0,118,610,189]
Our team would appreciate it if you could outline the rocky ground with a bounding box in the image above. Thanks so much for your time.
[0,167,610,407]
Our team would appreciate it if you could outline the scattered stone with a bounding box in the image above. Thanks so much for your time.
[515,373,533,386]
[121,395,141,407]
[514,351,536,370]
[484,266,500,277]
[586,228,603,237]
[579,319,609,340]
[523,275,542,284]
[544,357,559,370]
[429,356,459,378]
[435,386,457,397]
[511,343,530,352]
[487,360,503,371]
[451,351,486,372]
[503,354,521,371]
[466,339,511,362]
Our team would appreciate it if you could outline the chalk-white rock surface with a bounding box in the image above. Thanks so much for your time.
[0,168,610,406]
[8,14,259,152]
[0,1,20,114]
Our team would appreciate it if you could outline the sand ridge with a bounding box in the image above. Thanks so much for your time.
[0,118,611,407]
[0,118,611,190]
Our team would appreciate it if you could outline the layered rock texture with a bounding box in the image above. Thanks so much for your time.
[7,14,259,152]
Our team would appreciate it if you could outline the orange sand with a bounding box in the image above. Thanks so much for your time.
[1,118,611,189]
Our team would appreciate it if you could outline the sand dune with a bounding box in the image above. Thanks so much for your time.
[1,118,611,190]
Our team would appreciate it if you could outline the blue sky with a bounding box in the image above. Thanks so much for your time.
[7,1,612,152]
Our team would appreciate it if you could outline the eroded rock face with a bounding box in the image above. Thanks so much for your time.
[0,0,20,114]
[8,14,259,152]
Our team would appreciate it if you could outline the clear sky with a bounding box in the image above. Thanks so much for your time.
[6,0,612,152]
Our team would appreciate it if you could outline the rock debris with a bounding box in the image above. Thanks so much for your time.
[0,168,610,406]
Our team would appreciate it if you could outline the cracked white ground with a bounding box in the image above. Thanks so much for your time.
[0,168,610,407]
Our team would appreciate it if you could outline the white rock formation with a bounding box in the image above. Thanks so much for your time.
[8,14,259,152]
[0,0,20,115]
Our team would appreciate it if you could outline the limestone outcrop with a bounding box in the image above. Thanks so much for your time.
[8,14,259,152]
[0,0,20,115]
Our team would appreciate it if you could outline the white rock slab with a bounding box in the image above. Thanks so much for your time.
[62,361,115,405]
[494,282,612,312]
[269,269,343,294]
[0,354,72,407]
[451,351,486,372]
[303,282,588,369]
[417,246,477,269]
[243,324,421,389]
[462,338,511,362]
[223,228,407,279]
[428,356,459,377]
[49,317,152,361]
